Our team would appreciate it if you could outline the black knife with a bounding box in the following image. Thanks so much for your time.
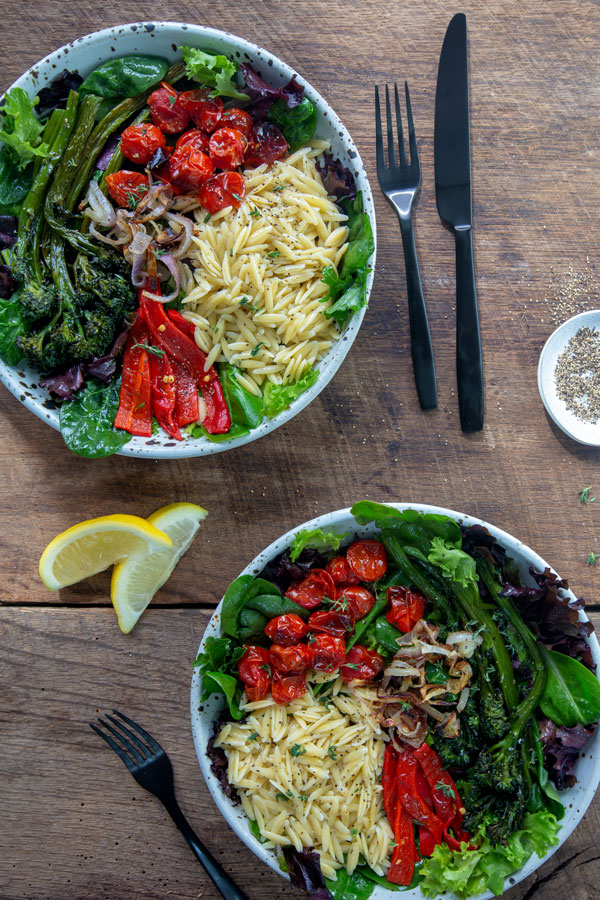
[434,13,484,432]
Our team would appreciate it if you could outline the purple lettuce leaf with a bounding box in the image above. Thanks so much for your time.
[240,63,304,119]
[40,364,85,401]
[316,154,357,202]
[283,847,333,899]
[206,717,240,806]
[260,547,326,592]
[0,264,16,299]
[39,327,130,401]
[0,215,18,249]
[36,69,84,117]
[539,717,596,790]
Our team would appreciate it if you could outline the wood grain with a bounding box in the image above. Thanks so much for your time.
[2,607,600,900]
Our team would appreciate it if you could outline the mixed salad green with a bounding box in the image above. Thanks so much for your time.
[0,45,373,457]
[196,502,600,899]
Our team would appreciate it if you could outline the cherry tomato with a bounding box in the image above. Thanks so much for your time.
[386,585,426,633]
[336,585,375,620]
[175,129,210,154]
[209,127,247,170]
[148,82,190,133]
[238,645,271,702]
[169,144,214,191]
[308,607,354,639]
[221,107,253,138]
[310,634,346,672]
[180,88,224,132]
[269,643,312,674]
[264,613,309,646]
[120,123,166,165]
[105,171,149,208]
[271,670,307,704]
[346,540,388,582]
[326,555,361,586]
[340,645,385,682]
[285,568,336,611]
[244,122,289,167]
[198,172,246,214]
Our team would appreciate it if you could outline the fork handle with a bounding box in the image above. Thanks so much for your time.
[399,215,437,410]
[164,797,250,900]
[454,225,484,432]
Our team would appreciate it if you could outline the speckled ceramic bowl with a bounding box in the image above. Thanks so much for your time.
[0,22,375,458]
[191,503,600,900]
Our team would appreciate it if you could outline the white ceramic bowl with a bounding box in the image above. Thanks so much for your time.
[0,22,376,458]
[191,503,600,900]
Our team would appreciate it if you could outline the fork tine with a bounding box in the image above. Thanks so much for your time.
[98,717,145,764]
[90,721,136,771]
[405,81,419,172]
[105,714,150,760]
[112,709,163,754]
[394,84,407,168]
[374,85,384,174]
[384,85,395,168]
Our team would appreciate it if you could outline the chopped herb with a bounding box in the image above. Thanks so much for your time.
[229,247,233,256]
[267,250,281,258]
[168,94,177,108]
[435,781,456,799]
[299,792,309,802]
[231,192,243,202]
[400,701,412,712]
[251,342,265,357]
[290,743,306,758]
[249,207,262,218]
[579,487,596,504]
[273,183,285,192]
[259,663,272,675]
[350,828,358,836]
[327,745,338,761]
[343,663,360,670]
[588,552,599,566]
[132,342,165,358]
[248,731,259,742]
[275,792,290,802]
[203,213,211,224]
[134,401,146,411]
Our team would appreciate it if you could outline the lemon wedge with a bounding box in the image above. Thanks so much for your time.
[39,514,173,592]
[110,502,207,633]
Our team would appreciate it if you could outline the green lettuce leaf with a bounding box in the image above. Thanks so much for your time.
[180,46,248,100]
[262,365,318,418]
[427,536,478,589]
[0,147,33,207]
[289,527,349,562]
[0,88,49,170]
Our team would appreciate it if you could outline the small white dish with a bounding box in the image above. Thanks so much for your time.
[538,310,600,446]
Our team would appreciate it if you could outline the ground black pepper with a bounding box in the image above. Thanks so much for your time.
[555,326,600,423]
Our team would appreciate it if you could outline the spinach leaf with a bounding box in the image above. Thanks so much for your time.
[268,97,317,152]
[221,574,309,642]
[351,502,462,547]
[0,291,26,365]
[80,55,169,98]
[198,422,250,443]
[0,88,49,169]
[289,527,348,562]
[0,148,32,206]
[180,46,248,101]
[539,646,600,727]
[323,270,367,325]
[220,363,263,428]
[340,193,375,277]
[262,365,318,418]
[194,635,245,720]
[221,575,281,637]
[202,671,244,720]
[320,192,374,325]
[59,377,131,458]
[326,868,375,900]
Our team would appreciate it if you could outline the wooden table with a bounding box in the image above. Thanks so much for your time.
[2,1,600,897]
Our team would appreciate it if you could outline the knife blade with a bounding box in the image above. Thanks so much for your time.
[434,13,484,432]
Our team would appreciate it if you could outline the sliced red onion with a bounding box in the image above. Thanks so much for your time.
[89,221,129,247]
[86,180,116,227]
[128,227,153,257]
[456,687,470,714]
[165,212,194,259]
[143,253,181,303]
[131,252,148,288]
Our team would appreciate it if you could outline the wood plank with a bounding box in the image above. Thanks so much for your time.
[1,606,600,900]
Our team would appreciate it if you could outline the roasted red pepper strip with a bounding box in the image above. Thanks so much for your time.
[140,291,218,385]
[114,318,152,437]
[382,743,398,823]
[167,308,196,341]
[201,376,232,434]
[414,743,464,827]
[172,359,200,426]
[396,750,444,845]
[388,803,416,886]
[415,760,440,857]
[149,349,182,440]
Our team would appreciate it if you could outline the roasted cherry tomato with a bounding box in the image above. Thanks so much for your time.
[269,643,312,674]
[285,568,336,610]
[198,172,246,214]
[340,645,384,682]
[208,127,247,170]
[221,107,253,138]
[386,585,426,633]
[264,613,309,646]
[346,540,388,582]
[238,645,271,702]
[336,585,375,620]
[326,555,361,586]
[105,171,149,208]
[310,634,346,672]
[175,128,210,154]
[120,123,166,165]
[308,606,354,639]
[148,82,190,133]
[169,144,214,191]
[180,88,223,132]
[244,122,289,167]
[271,670,307,704]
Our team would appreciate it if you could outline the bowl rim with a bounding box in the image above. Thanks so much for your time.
[190,501,600,900]
[0,20,376,459]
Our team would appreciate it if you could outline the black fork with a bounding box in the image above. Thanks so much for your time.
[375,82,437,410]
[90,710,249,900]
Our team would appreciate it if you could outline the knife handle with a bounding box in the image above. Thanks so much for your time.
[454,226,484,432]
[399,216,438,410]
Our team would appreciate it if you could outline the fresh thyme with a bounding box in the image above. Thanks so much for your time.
[588,552,599,566]
[579,487,596,504]
[251,342,265,356]
[290,744,306,757]
[327,745,338,761]
[132,342,165,358]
